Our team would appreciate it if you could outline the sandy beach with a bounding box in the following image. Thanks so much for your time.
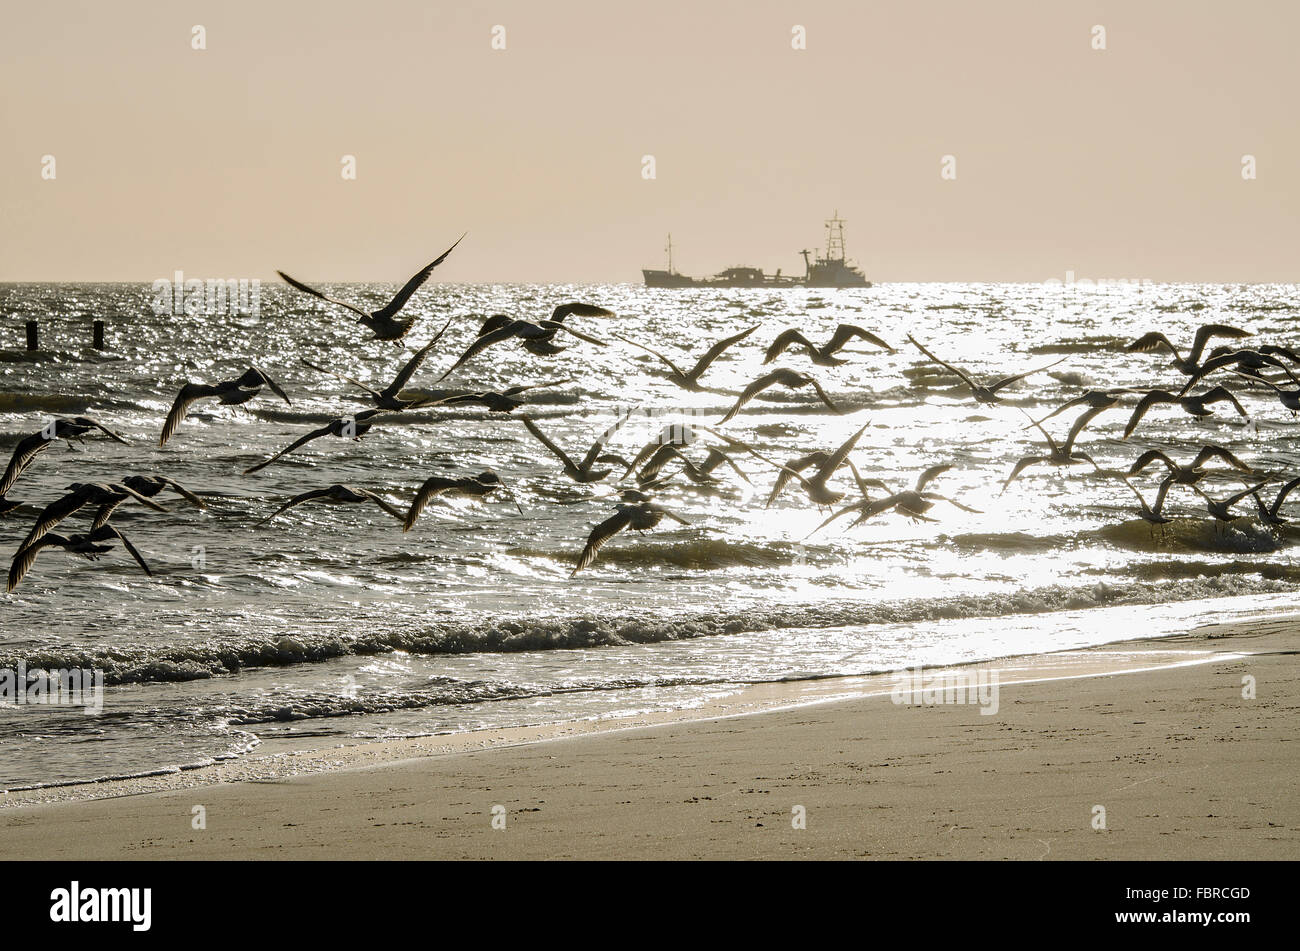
[1,614,1295,861]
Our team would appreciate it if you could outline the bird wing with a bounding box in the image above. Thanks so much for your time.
[478,314,514,337]
[160,383,220,446]
[650,504,690,526]
[808,500,875,537]
[803,376,844,414]
[357,489,406,523]
[1126,331,1180,357]
[1027,394,1089,429]
[249,365,292,405]
[301,359,383,399]
[1001,456,1047,492]
[581,407,637,470]
[388,319,453,395]
[544,322,608,346]
[764,464,801,508]
[614,334,686,379]
[1151,477,1174,516]
[819,423,870,478]
[243,425,331,475]
[681,325,759,383]
[503,377,574,396]
[906,336,980,391]
[403,478,458,532]
[718,371,787,424]
[8,535,63,592]
[520,417,577,471]
[1200,386,1248,418]
[571,507,636,575]
[77,417,130,444]
[922,492,981,513]
[988,357,1066,394]
[106,527,153,577]
[1190,445,1252,473]
[636,445,685,482]
[1258,345,1300,369]
[550,302,615,322]
[1176,352,1239,395]
[1189,324,1251,364]
[699,427,797,484]
[155,477,207,508]
[763,329,816,363]
[437,324,520,381]
[277,270,370,318]
[90,498,127,530]
[20,490,92,549]
[702,448,751,485]
[1122,390,1178,439]
[1223,482,1269,509]
[0,434,50,496]
[1270,476,1300,514]
[825,324,894,353]
[1062,404,1108,454]
[914,464,953,492]
[1128,449,1176,476]
[257,487,334,526]
[372,236,464,321]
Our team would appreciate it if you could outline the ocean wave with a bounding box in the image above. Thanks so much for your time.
[4,575,1295,686]
[1097,517,1297,554]
[1029,336,1129,355]
[0,392,93,415]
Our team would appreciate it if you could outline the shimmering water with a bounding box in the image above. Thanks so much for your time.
[1,280,1297,789]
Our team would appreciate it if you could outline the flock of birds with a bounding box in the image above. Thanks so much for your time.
[3,241,1298,593]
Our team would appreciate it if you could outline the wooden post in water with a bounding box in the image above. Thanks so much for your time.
[25,320,38,351]
[92,320,106,350]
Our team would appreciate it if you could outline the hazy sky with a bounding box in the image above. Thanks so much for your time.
[2,0,1296,283]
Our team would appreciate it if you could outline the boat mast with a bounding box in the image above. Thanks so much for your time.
[825,211,847,264]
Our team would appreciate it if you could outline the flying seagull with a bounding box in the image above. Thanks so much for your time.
[17,482,168,551]
[425,378,574,413]
[571,501,690,576]
[763,325,893,366]
[907,336,1064,406]
[160,367,291,446]
[1252,477,1300,526]
[1125,324,1251,376]
[1001,408,1105,493]
[1127,445,1253,487]
[809,466,977,535]
[9,524,152,593]
[0,416,129,497]
[615,325,759,391]
[1176,347,1300,394]
[243,409,385,474]
[437,306,612,381]
[518,411,635,484]
[403,471,520,531]
[257,484,406,526]
[277,235,464,342]
[1121,386,1248,439]
[300,319,452,411]
[718,369,843,424]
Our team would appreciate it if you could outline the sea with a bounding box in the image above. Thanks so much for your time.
[1,279,1296,791]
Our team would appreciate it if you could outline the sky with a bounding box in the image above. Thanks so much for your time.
[1,0,1297,283]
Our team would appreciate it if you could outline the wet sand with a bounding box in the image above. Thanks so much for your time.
[1,615,1296,860]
